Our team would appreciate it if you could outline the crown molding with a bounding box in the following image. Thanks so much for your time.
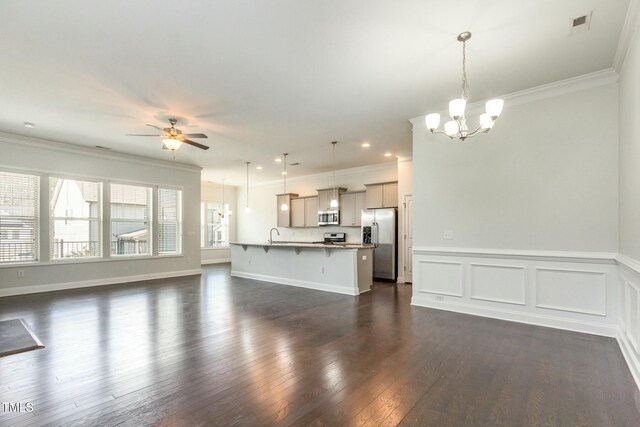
[250,161,398,188]
[613,0,640,72]
[409,68,619,129]
[0,131,202,173]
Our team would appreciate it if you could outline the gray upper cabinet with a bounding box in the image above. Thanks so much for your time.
[289,196,319,228]
[276,193,298,227]
[317,187,347,211]
[290,198,305,227]
[305,196,319,227]
[365,182,398,208]
[340,191,365,226]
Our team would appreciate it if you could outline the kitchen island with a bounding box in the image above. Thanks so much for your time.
[230,242,373,295]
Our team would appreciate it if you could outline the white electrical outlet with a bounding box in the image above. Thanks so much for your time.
[321,266,325,274]
[187,257,192,264]
[17,270,25,278]
[443,230,454,240]
[435,295,444,302]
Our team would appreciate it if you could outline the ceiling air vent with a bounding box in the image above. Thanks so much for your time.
[571,12,592,34]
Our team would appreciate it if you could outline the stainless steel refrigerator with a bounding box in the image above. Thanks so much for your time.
[361,208,397,281]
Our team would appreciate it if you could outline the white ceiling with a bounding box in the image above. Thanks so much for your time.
[0,0,629,184]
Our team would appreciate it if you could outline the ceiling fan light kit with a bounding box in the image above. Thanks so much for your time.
[426,32,504,141]
[126,118,210,151]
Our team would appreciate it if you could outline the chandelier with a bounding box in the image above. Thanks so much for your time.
[425,32,504,141]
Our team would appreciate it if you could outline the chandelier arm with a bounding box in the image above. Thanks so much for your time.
[465,124,491,138]
[429,129,456,139]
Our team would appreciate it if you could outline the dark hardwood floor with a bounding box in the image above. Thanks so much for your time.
[0,264,639,426]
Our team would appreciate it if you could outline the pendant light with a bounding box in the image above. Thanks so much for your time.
[329,141,338,208]
[280,153,289,211]
[244,161,251,213]
[425,31,504,141]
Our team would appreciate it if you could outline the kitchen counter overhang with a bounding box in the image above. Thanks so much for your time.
[230,242,373,295]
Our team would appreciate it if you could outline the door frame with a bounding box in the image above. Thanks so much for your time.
[403,193,413,283]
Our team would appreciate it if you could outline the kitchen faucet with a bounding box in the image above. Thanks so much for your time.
[269,227,280,245]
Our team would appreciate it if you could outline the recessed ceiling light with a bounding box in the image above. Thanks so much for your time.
[23,122,35,128]
[281,171,288,175]
[361,142,371,148]
[274,158,282,162]
[255,166,263,170]
[384,152,392,157]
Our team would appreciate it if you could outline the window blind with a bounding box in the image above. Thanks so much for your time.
[0,171,40,263]
[158,188,182,255]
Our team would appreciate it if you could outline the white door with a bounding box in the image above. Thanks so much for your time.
[404,194,413,283]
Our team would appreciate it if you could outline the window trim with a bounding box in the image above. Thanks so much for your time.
[201,201,230,249]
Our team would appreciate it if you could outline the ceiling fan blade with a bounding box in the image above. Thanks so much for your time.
[146,124,163,130]
[126,133,162,136]
[182,138,210,150]
[183,133,208,139]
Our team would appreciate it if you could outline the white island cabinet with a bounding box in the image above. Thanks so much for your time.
[230,243,373,295]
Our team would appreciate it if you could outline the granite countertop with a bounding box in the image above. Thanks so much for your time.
[230,242,374,249]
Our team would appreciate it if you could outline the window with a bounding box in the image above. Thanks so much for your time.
[0,171,40,263]
[110,183,152,256]
[201,202,229,247]
[158,188,182,255]
[50,178,102,259]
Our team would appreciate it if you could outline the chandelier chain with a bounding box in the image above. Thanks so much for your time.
[461,39,469,101]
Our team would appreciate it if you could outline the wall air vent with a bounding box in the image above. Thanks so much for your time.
[571,12,592,34]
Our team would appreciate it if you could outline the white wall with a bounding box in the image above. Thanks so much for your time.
[616,7,640,391]
[236,162,398,244]
[201,181,237,264]
[410,73,621,338]
[413,82,619,252]
[0,132,202,296]
[619,20,640,263]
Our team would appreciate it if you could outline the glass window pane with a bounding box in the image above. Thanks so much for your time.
[111,184,151,256]
[50,178,102,259]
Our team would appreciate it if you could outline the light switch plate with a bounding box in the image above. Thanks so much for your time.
[362,255,367,260]
[443,230,454,240]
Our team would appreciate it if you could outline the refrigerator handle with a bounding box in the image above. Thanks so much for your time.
[373,222,379,248]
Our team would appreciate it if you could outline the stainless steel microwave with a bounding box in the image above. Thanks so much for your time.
[318,210,339,226]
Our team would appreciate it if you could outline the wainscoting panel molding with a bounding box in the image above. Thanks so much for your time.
[535,268,607,316]
[617,255,640,392]
[412,247,618,338]
[469,263,526,306]
[414,248,640,391]
[416,260,464,297]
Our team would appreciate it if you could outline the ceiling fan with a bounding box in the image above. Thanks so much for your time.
[126,118,210,151]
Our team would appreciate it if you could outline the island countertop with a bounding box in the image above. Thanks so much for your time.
[230,242,374,250]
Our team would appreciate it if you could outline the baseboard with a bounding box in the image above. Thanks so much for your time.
[411,294,617,337]
[201,258,231,265]
[0,269,203,297]
[230,270,359,296]
[617,328,640,391]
